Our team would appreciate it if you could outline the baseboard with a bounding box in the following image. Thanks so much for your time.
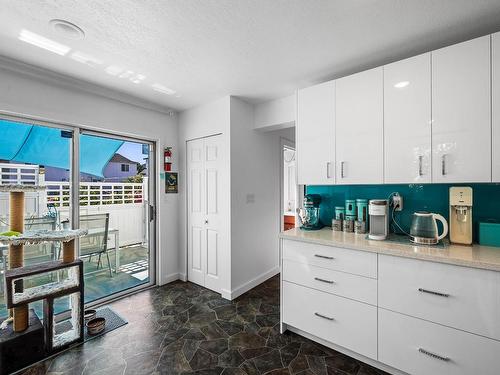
[179,273,187,282]
[228,267,279,300]
[160,272,182,285]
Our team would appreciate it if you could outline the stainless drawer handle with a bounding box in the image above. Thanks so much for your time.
[314,254,334,260]
[314,277,335,284]
[314,312,334,321]
[418,288,450,298]
[419,348,450,362]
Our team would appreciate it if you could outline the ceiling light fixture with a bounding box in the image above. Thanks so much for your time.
[19,29,70,55]
[152,83,176,95]
[394,81,410,88]
[49,19,85,40]
[70,51,102,67]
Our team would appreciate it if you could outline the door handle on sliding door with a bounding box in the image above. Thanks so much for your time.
[149,205,155,222]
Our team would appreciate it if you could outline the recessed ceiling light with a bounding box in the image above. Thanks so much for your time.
[152,83,176,95]
[19,29,70,55]
[49,19,85,40]
[394,81,410,88]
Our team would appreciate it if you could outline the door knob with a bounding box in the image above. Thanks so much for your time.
[204,219,208,224]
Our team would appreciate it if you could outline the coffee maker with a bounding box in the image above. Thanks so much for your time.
[297,194,322,230]
[368,199,389,240]
[449,187,473,245]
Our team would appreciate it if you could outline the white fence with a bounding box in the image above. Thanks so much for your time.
[0,164,148,247]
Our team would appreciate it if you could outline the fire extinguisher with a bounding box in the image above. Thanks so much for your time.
[164,147,172,171]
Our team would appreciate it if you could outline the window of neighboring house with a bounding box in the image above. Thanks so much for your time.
[121,164,130,172]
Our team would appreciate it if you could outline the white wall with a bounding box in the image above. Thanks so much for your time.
[0,59,179,285]
[178,97,232,295]
[254,94,296,131]
[230,96,295,298]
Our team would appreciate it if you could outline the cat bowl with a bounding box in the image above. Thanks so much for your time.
[84,309,97,323]
[86,317,105,335]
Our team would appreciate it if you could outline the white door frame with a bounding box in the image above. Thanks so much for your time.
[280,137,297,232]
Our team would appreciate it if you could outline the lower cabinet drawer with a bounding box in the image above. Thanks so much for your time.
[282,259,377,305]
[379,308,500,375]
[378,254,500,340]
[283,281,377,359]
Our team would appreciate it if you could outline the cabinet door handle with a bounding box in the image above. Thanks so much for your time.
[441,154,447,176]
[418,155,423,176]
[314,312,334,321]
[418,348,450,362]
[418,288,450,298]
[340,161,345,178]
[314,277,335,284]
[326,162,331,179]
[314,254,334,260]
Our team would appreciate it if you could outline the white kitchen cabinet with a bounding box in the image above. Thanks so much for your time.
[336,67,383,184]
[384,53,431,183]
[378,254,500,341]
[493,32,500,182]
[431,35,491,183]
[379,309,500,375]
[296,80,335,185]
[283,281,377,360]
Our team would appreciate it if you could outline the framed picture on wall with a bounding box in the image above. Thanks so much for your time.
[165,172,178,193]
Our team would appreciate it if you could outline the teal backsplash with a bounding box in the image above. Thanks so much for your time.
[305,184,500,242]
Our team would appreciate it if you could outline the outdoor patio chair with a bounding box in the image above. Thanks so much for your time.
[79,213,112,277]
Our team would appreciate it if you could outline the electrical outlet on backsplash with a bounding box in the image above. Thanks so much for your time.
[305,183,500,243]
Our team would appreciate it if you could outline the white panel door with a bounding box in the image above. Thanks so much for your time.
[384,53,432,183]
[187,138,205,287]
[493,32,500,182]
[336,67,384,184]
[187,135,223,293]
[203,135,222,292]
[432,35,491,183]
[296,80,335,185]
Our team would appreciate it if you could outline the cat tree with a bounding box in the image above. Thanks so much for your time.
[0,184,87,374]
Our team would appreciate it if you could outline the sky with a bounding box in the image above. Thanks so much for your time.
[116,141,149,164]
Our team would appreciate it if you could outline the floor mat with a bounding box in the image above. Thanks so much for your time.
[84,306,128,342]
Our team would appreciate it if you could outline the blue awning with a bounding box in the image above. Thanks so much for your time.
[0,119,123,177]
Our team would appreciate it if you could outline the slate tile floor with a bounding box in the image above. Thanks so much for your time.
[20,275,388,375]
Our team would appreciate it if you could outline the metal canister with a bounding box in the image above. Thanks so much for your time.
[355,220,367,234]
[356,199,368,222]
[332,219,343,232]
[345,200,356,217]
[343,218,354,232]
[335,207,345,220]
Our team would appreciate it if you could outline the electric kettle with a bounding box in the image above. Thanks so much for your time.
[410,211,448,245]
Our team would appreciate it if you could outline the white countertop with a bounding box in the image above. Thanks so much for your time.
[280,227,500,272]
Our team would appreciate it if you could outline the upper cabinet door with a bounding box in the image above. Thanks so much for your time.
[296,80,335,185]
[384,53,431,183]
[493,33,500,182]
[336,67,383,184]
[432,36,491,183]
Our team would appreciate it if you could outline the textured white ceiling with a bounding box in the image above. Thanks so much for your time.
[1,0,500,111]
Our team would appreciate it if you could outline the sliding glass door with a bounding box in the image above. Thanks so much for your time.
[78,132,155,304]
[0,115,156,319]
